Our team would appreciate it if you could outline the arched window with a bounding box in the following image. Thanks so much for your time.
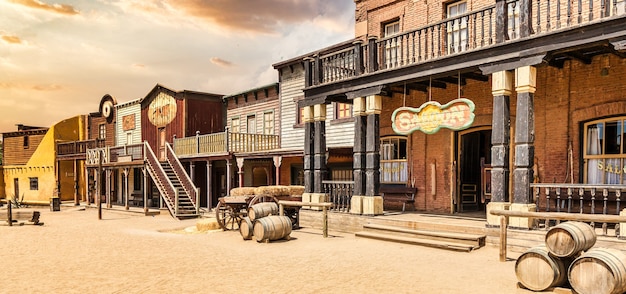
[584,117,626,184]
[380,136,408,183]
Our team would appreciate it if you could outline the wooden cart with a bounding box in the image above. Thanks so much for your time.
[215,194,301,231]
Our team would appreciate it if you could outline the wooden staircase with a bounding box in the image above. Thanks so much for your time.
[160,161,198,218]
[355,222,487,252]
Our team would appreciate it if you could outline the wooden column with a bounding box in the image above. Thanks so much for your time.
[105,169,112,208]
[236,158,244,188]
[303,106,315,194]
[73,159,79,205]
[190,161,196,188]
[123,168,129,210]
[352,97,367,197]
[490,70,513,203]
[513,66,536,204]
[143,167,148,214]
[273,156,282,186]
[365,95,381,197]
[226,159,232,196]
[313,104,327,194]
[206,160,212,210]
[495,0,509,43]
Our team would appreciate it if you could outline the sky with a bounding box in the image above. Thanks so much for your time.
[0,0,355,133]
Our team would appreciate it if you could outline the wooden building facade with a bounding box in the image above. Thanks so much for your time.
[294,0,626,223]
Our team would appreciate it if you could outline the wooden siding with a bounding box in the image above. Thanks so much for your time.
[326,103,355,148]
[115,102,142,146]
[3,134,45,165]
[226,86,280,136]
[186,97,225,137]
[279,64,306,149]
[88,115,115,146]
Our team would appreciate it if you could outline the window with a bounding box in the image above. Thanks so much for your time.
[335,103,352,120]
[584,117,626,184]
[380,136,408,183]
[447,1,468,54]
[296,106,305,126]
[23,136,29,149]
[231,117,240,133]
[126,132,133,145]
[29,177,38,190]
[247,115,256,134]
[263,111,274,135]
[99,124,106,140]
[383,20,400,69]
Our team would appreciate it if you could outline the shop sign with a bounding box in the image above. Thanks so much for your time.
[391,98,475,135]
[149,92,177,127]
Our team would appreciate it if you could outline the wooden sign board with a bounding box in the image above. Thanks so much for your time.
[392,98,475,135]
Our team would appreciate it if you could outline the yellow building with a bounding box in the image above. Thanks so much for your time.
[2,116,86,205]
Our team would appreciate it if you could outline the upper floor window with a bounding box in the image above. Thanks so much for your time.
[297,107,305,125]
[383,20,400,69]
[231,117,240,133]
[247,115,256,134]
[584,117,626,184]
[23,136,29,149]
[446,1,468,54]
[263,111,274,135]
[335,103,352,120]
[380,136,408,183]
[98,124,106,140]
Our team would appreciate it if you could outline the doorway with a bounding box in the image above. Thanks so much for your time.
[158,127,166,160]
[13,178,19,201]
[456,127,491,212]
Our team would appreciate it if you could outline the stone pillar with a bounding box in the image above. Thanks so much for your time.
[302,105,315,206]
[351,97,367,214]
[511,65,538,229]
[487,70,514,227]
[236,158,244,188]
[364,95,383,216]
[206,160,212,210]
[311,104,328,209]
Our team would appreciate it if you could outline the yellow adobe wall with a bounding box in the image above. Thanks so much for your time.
[3,115,85,204]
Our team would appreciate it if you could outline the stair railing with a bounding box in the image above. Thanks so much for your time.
[165,142,199,215]
[143,142,178,214]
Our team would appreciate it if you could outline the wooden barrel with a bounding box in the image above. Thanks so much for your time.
[253,216,292,243]
[545,221,596,257]
[569,248,626,294]
[239,217,253,240]
[248,202,279,221]
[515,246,572,291]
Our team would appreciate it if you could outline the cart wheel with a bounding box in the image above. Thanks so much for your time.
[249,194,278,206]
[215,202,244,231]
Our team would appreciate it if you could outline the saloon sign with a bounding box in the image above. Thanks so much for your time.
[391,98,475,135]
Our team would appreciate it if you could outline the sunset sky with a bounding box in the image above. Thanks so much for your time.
[0,0,355,133]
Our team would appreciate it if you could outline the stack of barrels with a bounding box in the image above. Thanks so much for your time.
[240,202,292,243]
[515,221,626,294]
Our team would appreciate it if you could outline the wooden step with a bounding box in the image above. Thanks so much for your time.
[355,231,477,252]
[363,223,486,247]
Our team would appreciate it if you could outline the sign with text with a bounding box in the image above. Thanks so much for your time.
[392,98,475,135]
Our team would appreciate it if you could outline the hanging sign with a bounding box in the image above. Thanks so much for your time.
[392,98,475,135]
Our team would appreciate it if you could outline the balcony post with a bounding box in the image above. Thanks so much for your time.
[487,70,513,227]
[519,0,533,38]
[351,97,367,215]
[236,158,244,188]
[196,130,200,154]
[354,40,364,76]
[224,127,230,153]
[303,106,315,196]
[495,0,509,43]
[367,37,378,73]
[304,57,313,88]
[511,65,537,229]
[206,160,212,210]
[314,54,322,85]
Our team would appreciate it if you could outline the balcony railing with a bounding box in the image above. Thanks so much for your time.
[306,0,626,87]
[532,183,626,237]
[323,180,354,212]
[57,139,106,157]
[173,131,280,157]
[86,143,144,166]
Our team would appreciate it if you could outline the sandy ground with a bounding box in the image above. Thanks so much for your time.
[0,206,540,294]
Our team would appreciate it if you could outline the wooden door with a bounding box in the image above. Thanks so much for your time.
[457,129,491,212]
[158,127,166,160]
[13,178,19,201]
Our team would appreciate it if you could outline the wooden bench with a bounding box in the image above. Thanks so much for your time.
[0,210,42,226]
[380,185,417,212]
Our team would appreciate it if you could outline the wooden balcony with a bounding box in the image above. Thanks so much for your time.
[57,139,106,160]
[85,143,144,166]
[173,131,281,158]
[303,0,626,101]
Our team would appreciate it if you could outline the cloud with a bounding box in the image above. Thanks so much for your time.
[0,82,62,91]
[8,0,79,15]
[1,34,23,44]
[32,84,62,91]
[209,57,233,68]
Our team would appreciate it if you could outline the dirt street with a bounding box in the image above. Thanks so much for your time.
[0,207,538,294]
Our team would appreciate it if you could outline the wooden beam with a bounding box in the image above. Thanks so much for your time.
[436,77,467,86]
[416,80,447,89]
[490,209,626,223]
[464,72,490,82]
[563,51,592,64]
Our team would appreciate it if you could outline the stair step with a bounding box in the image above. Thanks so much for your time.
[363,223,486,247]
[355,231,477,252]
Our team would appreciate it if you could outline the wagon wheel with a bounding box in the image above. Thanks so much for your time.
[248,194,278,206]
[215,201,246,231]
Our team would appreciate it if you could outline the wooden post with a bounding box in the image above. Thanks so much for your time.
[7,197,12,226]
[123,168,129,210]
[279,203,284,216]
[97,152,102,220]
[499,215,508,262]
[323,205,328,238]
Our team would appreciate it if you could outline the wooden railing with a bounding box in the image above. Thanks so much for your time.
[322,180,354,212]
[532,183,626,236]
[57,139,106,157]
[143,142,177,213]
[165,142,198,214]
[109,144,144,163]
[173,131,280,157]
[306,0,626,87]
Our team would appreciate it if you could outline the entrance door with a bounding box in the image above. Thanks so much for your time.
[158,127,166,160]
[13,178,19,201]
[457,128,491,212]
